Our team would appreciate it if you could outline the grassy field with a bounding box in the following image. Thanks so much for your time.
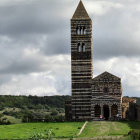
[0,122,83,139]
[0,121,139,139]
[80,121,140,138]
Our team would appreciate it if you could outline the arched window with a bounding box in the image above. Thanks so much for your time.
[82,43,85,52]
[94,105,101,117]
[83,26,86,35]
[78,43,81,52]
[76,27,80,35]
[76,26,86,35]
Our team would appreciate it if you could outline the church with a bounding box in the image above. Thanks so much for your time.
[65,1,122,121]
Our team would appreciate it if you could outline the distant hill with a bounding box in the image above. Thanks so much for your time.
[0,95,71,124]
[0,95,71,110]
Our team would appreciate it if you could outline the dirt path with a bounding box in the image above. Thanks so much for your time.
[77,121,88,136]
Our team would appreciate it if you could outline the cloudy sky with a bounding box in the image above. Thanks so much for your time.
[0,0,140,97]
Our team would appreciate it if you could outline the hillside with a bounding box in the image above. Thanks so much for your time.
[0,121,139,139]
[0,95,71,124]
[0,95,71,110]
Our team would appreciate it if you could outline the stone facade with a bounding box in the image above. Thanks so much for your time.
[66,0,123,121]
[91,72,122,120]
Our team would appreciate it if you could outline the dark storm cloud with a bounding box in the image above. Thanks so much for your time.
[41,30,70,55]
[0,0,72,58]
[0,0,140,60]
[0,0,69,35]
[91,2,140,59]
[0,55,46,74]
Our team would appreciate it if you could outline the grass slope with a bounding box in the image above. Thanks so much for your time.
[0,121,139,139]
[0,122,83,139]
[80,121,140,138]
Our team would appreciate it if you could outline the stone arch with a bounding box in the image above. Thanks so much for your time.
[94,105,101,117]
[111,104,118,117]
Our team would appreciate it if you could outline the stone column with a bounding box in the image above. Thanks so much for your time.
[101,105,103,117]
[109,106,111,118]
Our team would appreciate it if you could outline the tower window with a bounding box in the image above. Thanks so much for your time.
[78,43,82,52]
[82,43,86,52]
[76,26,86,35]
[76,27,80,35]
[77,43,86,52]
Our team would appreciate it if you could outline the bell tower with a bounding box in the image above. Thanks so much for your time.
[71,0,93,121]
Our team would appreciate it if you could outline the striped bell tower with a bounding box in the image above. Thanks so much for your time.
[71,0,93,121]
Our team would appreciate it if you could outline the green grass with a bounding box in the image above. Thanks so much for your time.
[79,121,140,138]
[0,122,83,139]
[0,121,139,139]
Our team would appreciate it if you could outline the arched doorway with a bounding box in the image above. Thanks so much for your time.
[103,105,109,120]
[94,105,101,117]
[111,104,118,117]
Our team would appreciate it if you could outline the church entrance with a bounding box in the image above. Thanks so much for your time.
[103,105,109,120]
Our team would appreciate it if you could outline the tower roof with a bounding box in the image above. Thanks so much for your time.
[72,0,90,20]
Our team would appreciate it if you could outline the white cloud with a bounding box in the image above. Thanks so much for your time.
[86,1,123,16]
[0,55,71,96]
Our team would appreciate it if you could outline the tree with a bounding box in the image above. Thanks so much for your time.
[50,109,58,116]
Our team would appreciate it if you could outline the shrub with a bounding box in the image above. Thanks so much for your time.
[50,109,58,116]
[29,129,55,140]
[128,130,140,140]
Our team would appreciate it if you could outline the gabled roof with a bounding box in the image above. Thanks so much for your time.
[72,0,90,20]
[93,71,121,81]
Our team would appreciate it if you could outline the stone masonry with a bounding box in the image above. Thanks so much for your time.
[91,72,122,120]
[71,0,93,121]
[66,0,123,121]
